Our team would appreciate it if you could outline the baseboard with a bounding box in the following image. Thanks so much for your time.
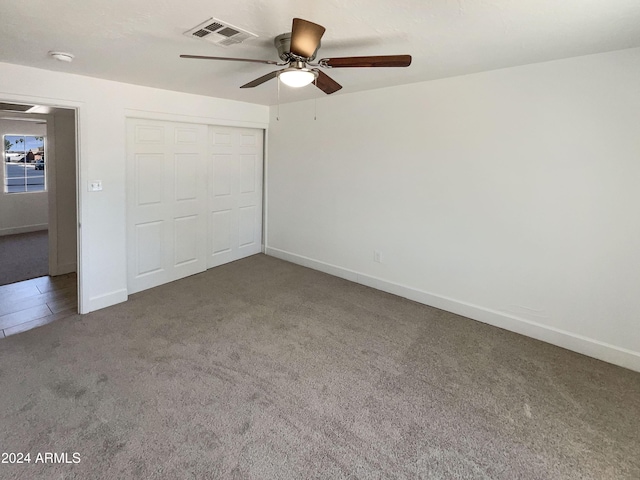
[0,224,48,236]
[88,288,128,313]
[266,247,640,373]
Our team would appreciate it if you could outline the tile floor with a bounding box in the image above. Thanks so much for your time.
[0,273,77,338]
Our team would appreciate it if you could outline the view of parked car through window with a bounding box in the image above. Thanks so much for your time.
[3,135,46,193]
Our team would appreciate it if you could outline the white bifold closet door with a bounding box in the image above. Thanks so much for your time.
[127,119,263,295]
[208,126,263,268]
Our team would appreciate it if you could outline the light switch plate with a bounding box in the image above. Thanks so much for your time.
[89,180,102,192]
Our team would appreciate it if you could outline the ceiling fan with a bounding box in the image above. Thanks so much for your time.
[180,18,412,94]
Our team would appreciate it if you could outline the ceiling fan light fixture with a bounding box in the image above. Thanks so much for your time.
[180,18,411,95]
[278,68,317,88]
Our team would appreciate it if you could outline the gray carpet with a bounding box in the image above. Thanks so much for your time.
[0,230,48,286]
[0,254,638,479]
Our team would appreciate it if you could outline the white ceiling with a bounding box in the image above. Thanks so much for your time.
[1,0,639,106]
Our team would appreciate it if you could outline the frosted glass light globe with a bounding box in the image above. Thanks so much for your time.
[279,69,316,88]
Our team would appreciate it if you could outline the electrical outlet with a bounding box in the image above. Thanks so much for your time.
[374,250,382,263]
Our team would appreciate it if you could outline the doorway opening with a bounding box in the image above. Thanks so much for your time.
[0,102,79,337]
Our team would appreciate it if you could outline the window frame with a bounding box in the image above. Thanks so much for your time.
[3,134,47,194]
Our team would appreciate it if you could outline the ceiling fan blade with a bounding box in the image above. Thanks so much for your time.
[180,54,279,65]
[314,70,342,95]
[240,70,281,89]
[290,18,326,58]
[322,55,412,68]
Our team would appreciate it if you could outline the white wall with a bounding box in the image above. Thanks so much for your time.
[266,47,640,372]
[0,62,269,313]
[0,117,48,235]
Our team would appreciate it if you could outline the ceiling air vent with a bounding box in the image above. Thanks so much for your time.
[184,18,257,47]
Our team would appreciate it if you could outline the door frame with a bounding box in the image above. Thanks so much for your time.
[0,93,84,313]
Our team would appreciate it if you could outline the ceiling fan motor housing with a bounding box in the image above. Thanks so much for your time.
[274,33,319,61]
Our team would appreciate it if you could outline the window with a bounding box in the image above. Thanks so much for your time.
[3,135,46,193]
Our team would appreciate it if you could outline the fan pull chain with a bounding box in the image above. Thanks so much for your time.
[314,78,317,121]
[276,74,280,121]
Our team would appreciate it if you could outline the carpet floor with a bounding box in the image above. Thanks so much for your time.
[0,254,638,479]
[0,230,48,286]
